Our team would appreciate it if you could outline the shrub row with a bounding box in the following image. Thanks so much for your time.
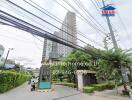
[0,71,30,93]
[83,82,116,93]
[91,83,115,91]
[83,86,94,93]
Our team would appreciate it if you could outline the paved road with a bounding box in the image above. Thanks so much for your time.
[0,83,130,100]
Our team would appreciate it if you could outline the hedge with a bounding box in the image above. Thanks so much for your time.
[83,81,116,93]
[92,83,107,91]
[90,82,115,91]
[83,86,94,93]
[0,71,31,93]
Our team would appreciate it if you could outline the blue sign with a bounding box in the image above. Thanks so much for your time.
[101,4,116,16]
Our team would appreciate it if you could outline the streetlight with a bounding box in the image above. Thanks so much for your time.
[2,48,14,70]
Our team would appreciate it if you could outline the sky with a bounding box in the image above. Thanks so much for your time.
[0,0,132,68]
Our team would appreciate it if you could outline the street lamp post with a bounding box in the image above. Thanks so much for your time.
[2,48,14,70]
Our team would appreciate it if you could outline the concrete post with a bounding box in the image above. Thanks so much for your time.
[77,72,83,91]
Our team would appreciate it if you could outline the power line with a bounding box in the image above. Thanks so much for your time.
[0,10,93,55]
[54,0,107,36]
[5,0,84,46]
[92,0,119,48]
[0,32,38,44]
[6,0,104,49]
[32,34,43,50]
[32,35,44,43]
[94,0,102,8]
[0,23,52,51]
[117,12,132,44]
[72,0,107,32]
[91,0,117,32]
[63,0,107,35]
[1,9,104,58]
[0,0,53,33]
[91,0,101,12]
[23,0,104,48]
[0,26,45,48]
[109,0,132,46]
[101,0,118,49]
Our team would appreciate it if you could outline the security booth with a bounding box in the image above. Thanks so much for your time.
[76,70,97,91]
[38,65,51,89]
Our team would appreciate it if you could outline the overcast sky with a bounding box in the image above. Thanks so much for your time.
[0,0,132,68]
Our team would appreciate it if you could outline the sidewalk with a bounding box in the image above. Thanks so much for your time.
[92,86,130,100]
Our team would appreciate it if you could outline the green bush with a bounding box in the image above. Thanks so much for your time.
[0,71,30,93]
[83,86,94,93]
[93,83,107,91]
[83,81,121,93]
[89,81,115,91]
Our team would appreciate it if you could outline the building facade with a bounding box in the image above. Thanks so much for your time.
[44,11,77,61]
[49,31,59,60]
[56,11,77,58]
[42,39,52,62]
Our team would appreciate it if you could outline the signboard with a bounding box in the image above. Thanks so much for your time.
[101,4,116,16]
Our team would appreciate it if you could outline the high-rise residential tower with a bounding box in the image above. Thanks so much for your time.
[47,11,77,60]
[57,11,77,58]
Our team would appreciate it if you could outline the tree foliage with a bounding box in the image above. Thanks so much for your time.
[51,46,132,86]
[96,48,132,82]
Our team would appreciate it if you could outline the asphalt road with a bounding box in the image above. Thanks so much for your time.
[0,83,130,100]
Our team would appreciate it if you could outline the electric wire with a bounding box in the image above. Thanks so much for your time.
[62,0,107,35]
[6,0,103,49]
[54,0,107,35]
[32,34,43,50]
[23,0,104,47]
[117,12,132,44]
[72,0,107,32]
[0,10,93,55]
[0,31,39,44]
[108,0,132,45]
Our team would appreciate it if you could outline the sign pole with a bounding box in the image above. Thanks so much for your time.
[101,0,118,49]
[101,0,129,93]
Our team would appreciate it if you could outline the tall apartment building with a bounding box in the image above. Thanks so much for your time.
[45,11,77,61]
[56,11,77,58]
[49,31,58,60]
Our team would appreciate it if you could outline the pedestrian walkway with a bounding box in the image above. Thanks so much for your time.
[93,86,130,100]
[0,83,130,100]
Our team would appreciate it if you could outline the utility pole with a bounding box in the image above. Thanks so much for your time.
[101,0,118,49]
[101,0,129,92]
[3,48,14,70]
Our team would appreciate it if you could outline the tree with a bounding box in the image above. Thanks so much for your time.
[96,48,132,91]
